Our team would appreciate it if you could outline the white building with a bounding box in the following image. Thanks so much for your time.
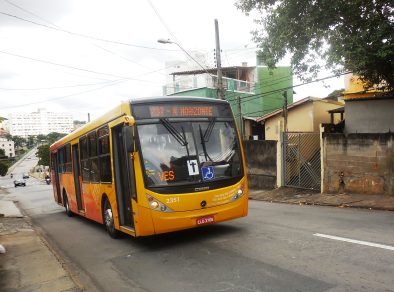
[8,108,73,137]
[0,138,15,157]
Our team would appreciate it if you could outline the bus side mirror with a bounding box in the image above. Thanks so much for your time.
[122,125,135,153]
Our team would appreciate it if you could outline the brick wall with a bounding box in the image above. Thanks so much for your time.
[243,140,277,189]
[322,133,393,195]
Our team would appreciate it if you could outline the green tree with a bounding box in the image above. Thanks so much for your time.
[236,0,394,91]
[36,134,46,143]
[27,136,36,148]
[46,132,66,145]
[0,161,8,176]
[11,135,26,148]
[0,149,5,157]
[327,88,345,98]
[36,144,50,166]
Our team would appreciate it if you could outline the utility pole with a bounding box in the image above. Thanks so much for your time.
[282,91,288,132]
[214,19,224,100]
[237,96,243,139]
[88,113,90,123]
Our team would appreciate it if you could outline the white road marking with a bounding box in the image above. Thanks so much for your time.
[314,233,394,251]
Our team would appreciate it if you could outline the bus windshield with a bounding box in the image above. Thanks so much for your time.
[137,119,242,188]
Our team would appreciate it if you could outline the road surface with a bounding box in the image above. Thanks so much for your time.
[1,154,393,291]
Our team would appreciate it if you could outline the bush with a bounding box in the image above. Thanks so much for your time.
[0,161,8,176]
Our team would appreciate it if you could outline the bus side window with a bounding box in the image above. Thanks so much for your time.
[80,136,90,182]
[58,147,64,173]
[88,131,100,183]
[98,126,112,183]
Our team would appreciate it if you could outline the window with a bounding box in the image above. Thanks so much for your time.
[80,136,90,182]
[58,147,64,173]
[58,144,72,173]
[65,144,72,173]
[88,132,99,182]
[98,126,112,183]
[80,126,111,183]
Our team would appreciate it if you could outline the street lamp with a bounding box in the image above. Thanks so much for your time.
[157,38,214,77]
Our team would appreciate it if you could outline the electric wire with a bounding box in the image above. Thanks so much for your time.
[2,0,167,74]
[0,50,163,85]
[1,79,127,109]
[0,11,178,51]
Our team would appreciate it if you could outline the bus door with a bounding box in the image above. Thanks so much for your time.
[111,124,135,228]
[51,152,62,203]
[72,144,84,211]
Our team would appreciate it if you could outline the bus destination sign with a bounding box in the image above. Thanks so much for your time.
[131,102,233,120]
[149,105,214,118]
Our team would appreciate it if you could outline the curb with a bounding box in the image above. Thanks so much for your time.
[249,197,394,211]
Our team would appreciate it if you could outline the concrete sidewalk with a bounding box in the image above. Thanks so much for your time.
[0,190,82,291]
[249,187,394,211]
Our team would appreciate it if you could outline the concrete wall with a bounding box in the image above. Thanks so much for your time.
[345,98,394,133]
[243,140,277,189]
[322,133,393,195]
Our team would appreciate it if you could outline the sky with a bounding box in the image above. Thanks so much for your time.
[0,0,345,122]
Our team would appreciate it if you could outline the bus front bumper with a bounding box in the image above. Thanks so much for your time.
[146,195,248,235]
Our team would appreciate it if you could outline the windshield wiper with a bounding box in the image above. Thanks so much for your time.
[160,118,191,159]
[199,124,213,162]
[160,118,188,147]
[203,118,216,142]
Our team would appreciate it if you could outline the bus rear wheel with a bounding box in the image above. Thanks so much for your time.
[103,199,120,239]
[64,193,73,217]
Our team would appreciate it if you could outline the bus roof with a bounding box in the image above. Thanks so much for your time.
[129,96,228,105]
[50,96,228,150]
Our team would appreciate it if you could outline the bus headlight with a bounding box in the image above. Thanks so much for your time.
[230,186,245,202]
[146,195,173,212]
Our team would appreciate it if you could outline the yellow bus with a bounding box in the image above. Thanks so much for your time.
[50,96,248,238]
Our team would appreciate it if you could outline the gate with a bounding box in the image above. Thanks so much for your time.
[282,132,321,191]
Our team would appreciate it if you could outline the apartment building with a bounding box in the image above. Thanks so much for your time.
[8,108,73,137]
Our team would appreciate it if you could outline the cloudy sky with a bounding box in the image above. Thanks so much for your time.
[0,0,344,121]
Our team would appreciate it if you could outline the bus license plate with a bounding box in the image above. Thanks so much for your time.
[196,215,215,225]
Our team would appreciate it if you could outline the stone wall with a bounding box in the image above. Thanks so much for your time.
[322,133,393,195]
[243,140,277,189]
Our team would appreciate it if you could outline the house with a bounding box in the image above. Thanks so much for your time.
[322,74,394,195]
[256,97,344,141]
[0,138,15,158]
[342,74,394,133]
[163,56,293,138]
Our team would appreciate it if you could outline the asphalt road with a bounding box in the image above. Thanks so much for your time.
[2,154,394,292]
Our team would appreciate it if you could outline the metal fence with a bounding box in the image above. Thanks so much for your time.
[282,132,321,191]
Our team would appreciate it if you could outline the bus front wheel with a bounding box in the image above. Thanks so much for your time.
[103,199,120,239]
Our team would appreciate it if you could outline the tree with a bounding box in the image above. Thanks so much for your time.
[46,132,66,145]
[27,136,36,148]
[12,135,26,149]
[0,161,8,176]
[327,88,345,98]
[236,0,394,91]
[36,134,46,143]
[36,144,50,166]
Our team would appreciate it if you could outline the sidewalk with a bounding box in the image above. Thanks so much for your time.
[249,187,394,211]
[0,189,82,291]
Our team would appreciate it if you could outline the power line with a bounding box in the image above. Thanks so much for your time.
[147,0,178,43]
[0,11,178,51]
[0,80,123,91]
[1,79,127,109]
[4,0,166,74]
[0,50,163,85]
[226,71,350,104]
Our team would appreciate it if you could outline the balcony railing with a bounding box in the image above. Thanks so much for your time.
[164,73,255,95]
